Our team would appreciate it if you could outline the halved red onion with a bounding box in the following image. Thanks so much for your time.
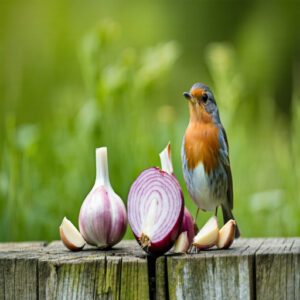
[127,167,184,255]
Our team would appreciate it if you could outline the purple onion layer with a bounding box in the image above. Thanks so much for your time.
[128,167,184,255]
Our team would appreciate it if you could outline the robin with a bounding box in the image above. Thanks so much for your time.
[182,82,240,238]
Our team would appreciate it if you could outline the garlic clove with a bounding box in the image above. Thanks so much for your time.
[60,217,86,251]
[192,216,219,250]
[173,231,189,253]
[217,219,236,249]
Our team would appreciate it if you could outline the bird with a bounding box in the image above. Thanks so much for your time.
[181,82,240,238]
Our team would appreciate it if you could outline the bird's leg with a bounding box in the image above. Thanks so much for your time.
[194,208,200,223]
[214,206,218,217]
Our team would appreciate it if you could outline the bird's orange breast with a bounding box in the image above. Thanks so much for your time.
[184,122,220,173]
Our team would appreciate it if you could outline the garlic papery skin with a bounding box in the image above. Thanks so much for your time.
[159,142,173,175]
[79,147,127,249]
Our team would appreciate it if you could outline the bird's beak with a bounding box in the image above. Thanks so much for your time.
[183,92,192,101]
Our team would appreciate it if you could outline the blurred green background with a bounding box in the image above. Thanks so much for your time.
[1,1,300,242]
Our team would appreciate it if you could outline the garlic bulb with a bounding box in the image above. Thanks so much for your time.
[79,147,127,249]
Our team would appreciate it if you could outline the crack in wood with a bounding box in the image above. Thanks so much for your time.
[147,255,157,300]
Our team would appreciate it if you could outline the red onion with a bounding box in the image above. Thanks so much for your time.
[127,148,184,255]
[79,147,127,249]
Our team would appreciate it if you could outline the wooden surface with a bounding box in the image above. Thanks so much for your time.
[0,238,299,300]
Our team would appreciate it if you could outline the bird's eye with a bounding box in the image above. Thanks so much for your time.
[202,93,208,103]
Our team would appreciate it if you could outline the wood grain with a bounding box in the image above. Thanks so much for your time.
[0,239,299,300]
[165,239,257,300]
[255,238,299,300]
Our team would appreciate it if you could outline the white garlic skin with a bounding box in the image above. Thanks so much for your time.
[79,147,127,249]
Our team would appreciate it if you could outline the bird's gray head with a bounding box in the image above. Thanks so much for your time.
[183,82,219,122]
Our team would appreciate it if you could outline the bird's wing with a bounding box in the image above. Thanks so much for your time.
[219,126,233,209]
[224,163,233,209]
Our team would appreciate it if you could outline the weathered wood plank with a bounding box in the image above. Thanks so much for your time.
[120,256,149,300]
[38,256,107,299]
[292,239,300,300]
[0,239,299,300]
[0,241,46,251]
[0,240,149,300]
[165,238,263,300]
[38,241,149,300]
[0,241,46,300]
[100,256,122,299]
[155,256,168,300]
[0,251,42,300]
[256,238,300,300]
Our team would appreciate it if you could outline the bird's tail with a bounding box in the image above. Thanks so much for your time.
[221,205,240,238]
